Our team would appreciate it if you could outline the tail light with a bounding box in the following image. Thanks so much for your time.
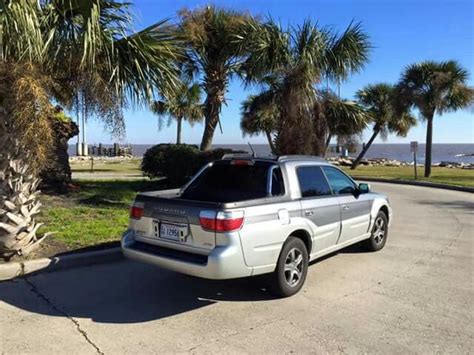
[130,204,144,220]
[199,210,244,232]
[231,159,254,166]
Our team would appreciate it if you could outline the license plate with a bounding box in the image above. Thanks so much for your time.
[154,221,187,242]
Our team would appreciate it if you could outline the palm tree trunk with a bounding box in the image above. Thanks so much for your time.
[424,113,434,177]
[351,128,379,169]
[0,114,49,259]
[324,134,332,157]
[200,117,217,151]
[265,130,276,155]
[200,76,225,151]
[176,116,183,144]
[0,67,51,258]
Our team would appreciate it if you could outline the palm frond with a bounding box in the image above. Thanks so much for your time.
[1,0,44,62]
[320,90,370,136]
[325,21,371,82]
[240,90,278,136]
[397,60,473,116]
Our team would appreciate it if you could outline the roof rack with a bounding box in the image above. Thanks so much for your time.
[221,153,276,160]
[277,155,327,163]
[221,154,326,163]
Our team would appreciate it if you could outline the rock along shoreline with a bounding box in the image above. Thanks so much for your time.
[326,156,474,169]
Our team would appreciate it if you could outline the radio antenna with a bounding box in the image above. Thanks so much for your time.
[247,142,256,157]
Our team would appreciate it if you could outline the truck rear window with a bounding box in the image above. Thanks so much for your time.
[181,162,275,202]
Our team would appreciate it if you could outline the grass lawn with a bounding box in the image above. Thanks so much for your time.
[70,158,142,174]
[39,180,171,250]
[342,166,474,188]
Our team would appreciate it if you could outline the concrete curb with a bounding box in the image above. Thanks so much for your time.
[355,177,474,193]
[0,247,123,282]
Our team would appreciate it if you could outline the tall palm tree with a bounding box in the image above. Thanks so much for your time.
[152,81,203,144]
[179,6,253,151]
[241,19,371,155]
[397,61,473,177]
[0,0,179,258]
[351,83,416,169]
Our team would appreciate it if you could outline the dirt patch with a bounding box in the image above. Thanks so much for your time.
[0,237,119,264]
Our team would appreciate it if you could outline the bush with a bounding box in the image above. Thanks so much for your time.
[141,144,200,185]
[141,144,246,186]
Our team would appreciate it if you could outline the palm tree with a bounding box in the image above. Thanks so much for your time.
[240,88,369,157]
[241,19,371,155]
[315,90,370,156]
[240,91,279,154]
[0,0,179,258]
[179,6,253,151]
[152,81,203,144]
[351,83,416,169]
[397,61,473,177]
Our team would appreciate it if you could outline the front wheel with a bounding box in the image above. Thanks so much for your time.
[365,210,388,251]
[270,236,309,297]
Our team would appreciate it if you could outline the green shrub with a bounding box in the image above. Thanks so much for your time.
[141,144,246,186]
[141,144,200,184]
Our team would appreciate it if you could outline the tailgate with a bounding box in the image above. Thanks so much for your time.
[129,190,217,255]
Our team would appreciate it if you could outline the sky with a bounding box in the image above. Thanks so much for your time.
[80,0,474,146]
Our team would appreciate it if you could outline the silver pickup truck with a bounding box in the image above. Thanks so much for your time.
[122,155,392,297]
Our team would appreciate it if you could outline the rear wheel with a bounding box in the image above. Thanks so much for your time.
[365,210,388,251]
[270,236,308,297]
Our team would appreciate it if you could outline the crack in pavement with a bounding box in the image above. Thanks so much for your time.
[23,277,104,355]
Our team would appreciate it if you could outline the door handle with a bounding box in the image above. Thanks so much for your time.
[342,205,350,211]
[304,210,314,216]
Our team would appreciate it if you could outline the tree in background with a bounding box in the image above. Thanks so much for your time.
[179,6,253,151]
[351,83,416,169]
[152,81,203,144]
[315,90,369,156]
[240,90,279,154]
[0,0,179,258]
[39,107,79,190]
[397,61,473,177]
[241,19,371,155]
[240,88,369,156]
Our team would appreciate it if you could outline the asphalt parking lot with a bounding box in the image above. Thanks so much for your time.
[1,183,473,354]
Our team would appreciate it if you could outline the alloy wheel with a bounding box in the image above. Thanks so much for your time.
[373,216,386,245]
[284,248,304,287]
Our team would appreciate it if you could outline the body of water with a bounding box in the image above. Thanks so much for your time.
[68,143,474,164]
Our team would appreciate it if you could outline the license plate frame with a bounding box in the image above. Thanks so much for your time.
[153,221,188,242]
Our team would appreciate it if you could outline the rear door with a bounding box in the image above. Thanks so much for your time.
[321,166,371,244]
[296,165,341,252]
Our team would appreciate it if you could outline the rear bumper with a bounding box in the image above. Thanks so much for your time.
[121,230,253,280]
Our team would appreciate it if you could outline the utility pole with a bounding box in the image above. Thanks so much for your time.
[76,94,82,156]
[81,92,88,156]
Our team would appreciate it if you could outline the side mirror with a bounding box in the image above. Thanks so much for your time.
[358,183,370,194]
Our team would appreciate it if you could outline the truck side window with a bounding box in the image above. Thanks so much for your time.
[322,166,357,195]
[271,168,285,196]
[296,166,332,197]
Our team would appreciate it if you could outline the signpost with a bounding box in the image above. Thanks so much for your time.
[410,141,418,180]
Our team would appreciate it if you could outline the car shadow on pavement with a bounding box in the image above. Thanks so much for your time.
[0,260,277,324]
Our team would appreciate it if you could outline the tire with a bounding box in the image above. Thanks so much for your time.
[269,236,309,297]
[364,210,388,252]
